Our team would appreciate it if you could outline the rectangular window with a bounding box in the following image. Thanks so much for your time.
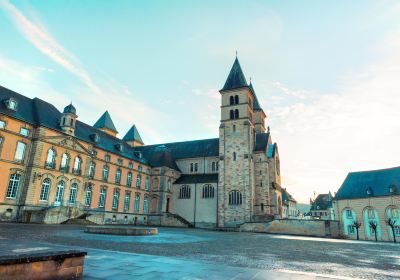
[395,226,400,236]
[347,225,355,234]
[118,159,123,166]
[20,127,30,137]
[346,209,352,219]
[0,120,6,129]
[99,188,106,208]
[124,192,131,211]
[134,194,140,212]
[6,173,21,199]
[14,142,26,162]
[112,190,120,209]
[105,155,111,162]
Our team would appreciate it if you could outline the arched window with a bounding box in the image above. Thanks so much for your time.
[387,207,399,219]
[89,161,95,178]
[73,157,82,174]
[235,109,239,119]
[179,185,191,199]
[55,181,65,204]
[230,110,234,120]
[69,183,78,204]
[124,191,131,211]
[234,95,239,104]
[6,173,21,199]
[127,172,132,187]
[45,149,56,168]
[230,96,234,105]
[233,152,237,161]
[39,178,51,201]
[112,189,120,209]
[145,177,149,191]
[167,179,171,192]
[143,196,149,213]
[136,174,142,189]
[229,190,242,205]
[102,165,109,181]
[115,168,122,184]
[85,186,92,207]
[60,153,69,171]
[202,184,214,198]
[134,193,141,212]
[99,187,107,208]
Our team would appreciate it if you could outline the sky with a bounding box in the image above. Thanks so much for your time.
[1,0,400,203]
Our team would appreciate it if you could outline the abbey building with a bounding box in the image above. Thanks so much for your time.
[0,58,282,228]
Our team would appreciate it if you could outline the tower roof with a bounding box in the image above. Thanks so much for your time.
[93,111,118,133]
[63,103,76,114]
[123,125,143,144]
[249,81,262,111]
[221,57,248,91]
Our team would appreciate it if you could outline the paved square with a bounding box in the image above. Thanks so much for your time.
[0,224,398,279]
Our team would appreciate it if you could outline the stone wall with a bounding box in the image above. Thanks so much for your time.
[240,219,340,238]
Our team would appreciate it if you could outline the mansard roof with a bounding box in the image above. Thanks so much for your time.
[254,132,270,152]
[175,174,218,184]
[221,57,248,91]
[310,193,333,211]
[335,166,400,200]
[123,125,143,144]
[0,86,145,163]
[93,111,118,133]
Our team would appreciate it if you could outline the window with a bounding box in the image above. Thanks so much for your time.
[145,177,149,191]
[89,161,96,178]
[136,174,141,188]
[128,162,133,169]
[395,226,400,236]
[134,194,140,212]
[368,209,375,219]
[85,186,92,207]
[230,96,234,105]
[143,196,149,213]
[73,157,82,175]
[230,110,234,120]
[112,190,120,209]
[45,149,56,168]
[6,173,21,199]
[115,168,122,184]
[347,225,355,234]
[346,209,353,219]
[124,192,131,211]
[167,179,171,192]
[6,98,18,110]
[0,137,3,154]
[202,184,214,198]
[138,166,143,172]
[105,155,111,162]
[229,190,242,205]
[179,185,191,199]
[190,163,194,173]
[127,172,132,187]
[212,162,216,172]
[117,159,123,166]
[102,165,109,181]
[233,152,237,161]
[234,95,239,104]
[60,153,70,170]
[235,109,239,119]
[233,124,236,133]
[0,120,5,129]
[55,181,65,204]
[392,208,399,218]
[14,142,26,162]
[99,187,107,208]
[39,178,51,201]
[69,183,78,204]
[20,128,29,137]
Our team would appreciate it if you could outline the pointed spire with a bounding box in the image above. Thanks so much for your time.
[221,57,248,91]
[123,125,143,144]
[249,80,262,111]
[93,111,118,133]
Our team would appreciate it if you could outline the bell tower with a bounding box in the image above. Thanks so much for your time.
[218,57,255,227]
[60,103,77,136]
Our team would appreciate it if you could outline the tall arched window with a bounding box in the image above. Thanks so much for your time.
[233,152,237,161]
[143,196,149,213]
[234,95,239,104]
[73,157,82,175]
[229,96,234,105]
[134,193,141,212]
[202,184,214,198]
[69,183,78,204]
[39,178,51,201]
[136,174,142,189]
[115,168,122,184]
[6,173,21,199]
[85,185,92,207]
[45,149,56,168]
[99,187,107,208]
[167,179,171,192]
[112,189,120,209]
[55,181,65,205]
[145,177,149,191]
[89,161,95,178]
[230,110,234,120]
[124,191,131,211]
[234,109,239,119]
[229,190,242,205]
[127,172,132,187]
[102,165,109,181]
[179,185,191,199]
[60,153,69,171]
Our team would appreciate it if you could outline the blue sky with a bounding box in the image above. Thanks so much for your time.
[1,0,400,202]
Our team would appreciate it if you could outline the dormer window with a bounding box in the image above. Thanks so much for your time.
[134,151,142,159]
[366,187,373,196]
[389,185,397,194]
[115,143,123,152]
[5,98,18,111]
[90,133,100,143]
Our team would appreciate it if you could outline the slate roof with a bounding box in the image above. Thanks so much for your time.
[123,125,143,144]
[249,82,262,111]
[93,111,118,133]
[282,188,296,204]
[310,193,333,211]
[0,86,146,164]
[63,103,76,114]
[335,166,400,200]
[221,57,248,91]
[174,174,218,184]
[254,132,270,152]
[145,145,179,171]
